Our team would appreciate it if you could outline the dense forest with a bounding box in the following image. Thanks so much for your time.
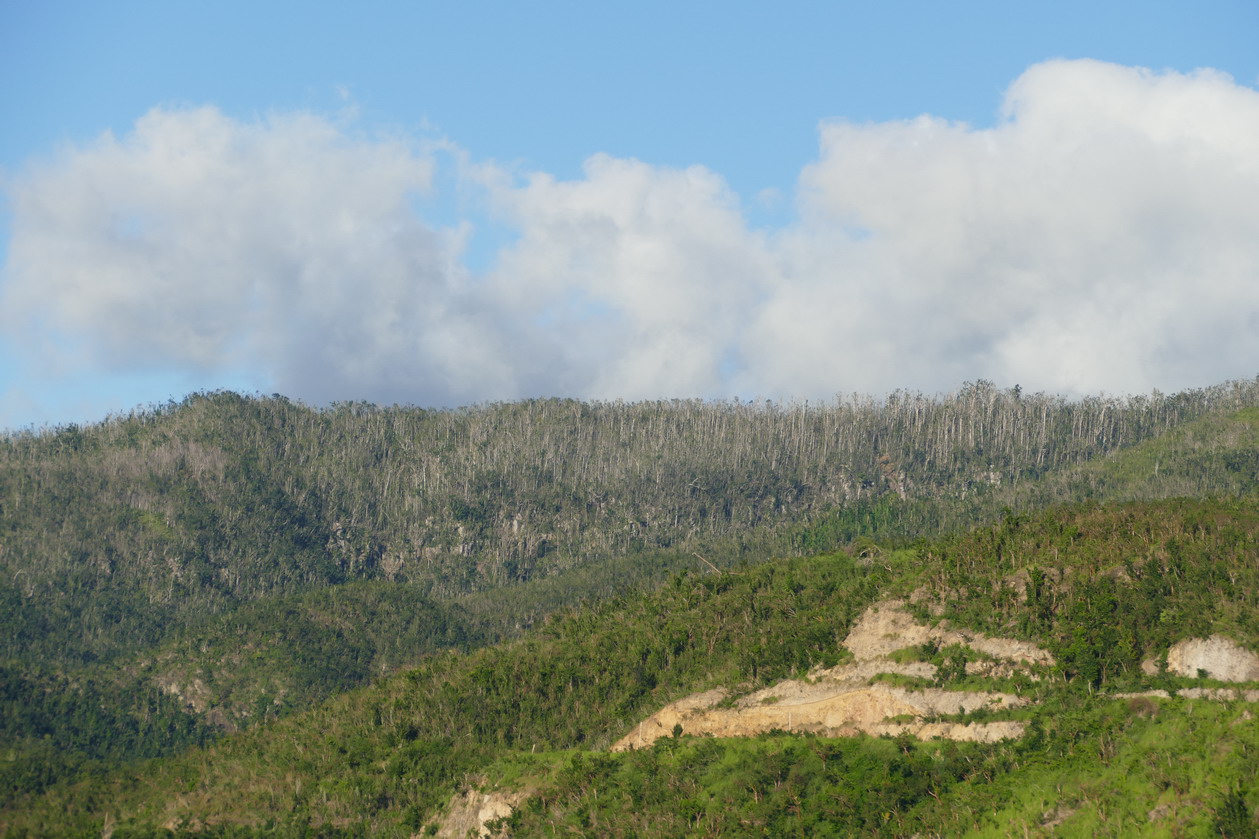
[2,380,1258,835]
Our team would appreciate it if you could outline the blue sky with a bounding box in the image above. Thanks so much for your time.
[3,1,1259,430]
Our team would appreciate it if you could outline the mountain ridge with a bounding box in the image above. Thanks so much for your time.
[3,381,1259,834]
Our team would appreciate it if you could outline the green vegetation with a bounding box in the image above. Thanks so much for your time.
[491,695,1255,837]
[5,382,1257,669]
[3,551,888,835]
[3,382,1259,835]
[4,496,1259,836]
[494,734,1021,837]
[0,663,213,808]
[127,581,482,728]
[911,496,1259,689]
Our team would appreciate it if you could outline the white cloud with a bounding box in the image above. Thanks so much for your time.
[4,59,1258,413]
[743,59,1259,396]
[484,154,776,398]
[2,106,514,407]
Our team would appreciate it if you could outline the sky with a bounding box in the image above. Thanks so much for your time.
[2,1,1258,431]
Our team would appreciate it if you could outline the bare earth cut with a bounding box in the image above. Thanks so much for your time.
[435,784,533,839]
[612,600,1049,751]
[441,601,1259,835]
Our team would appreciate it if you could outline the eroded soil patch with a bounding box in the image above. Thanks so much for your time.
[614,600,1047,750]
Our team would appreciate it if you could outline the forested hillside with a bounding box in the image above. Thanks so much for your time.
[3,380,1259,833]
[5,380,1258,669]
[4,496,1257,837]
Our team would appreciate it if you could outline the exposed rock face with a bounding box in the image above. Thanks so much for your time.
[611,682,1027,750]
[844,600,1054,666]
[434,785,530,839]
[1166,636,1259,682]
[613,600,1051,751]
[154,674,212,714]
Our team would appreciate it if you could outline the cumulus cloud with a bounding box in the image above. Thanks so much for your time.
[4,59,1258,410]
[2,106,514,406]
[485,154,777,398]
[482,59,1259,399]
[753,58,1259,396]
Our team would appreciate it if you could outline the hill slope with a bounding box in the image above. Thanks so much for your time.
[4,496,1258,837]
[5,382,1258,670]
[4,384,1259,827]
